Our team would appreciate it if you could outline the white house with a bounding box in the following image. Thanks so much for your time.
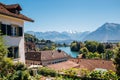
[0,2,34,63]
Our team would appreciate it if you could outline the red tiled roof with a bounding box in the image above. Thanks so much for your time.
[41,50,69,61]
[25,52,41,61]
[47,60,79,70]
[5,4,22,10]
[0,2,34,22]
[25,50,70,61]
[70,59,115,71]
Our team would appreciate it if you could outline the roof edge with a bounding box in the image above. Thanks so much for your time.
[0,12,34,22]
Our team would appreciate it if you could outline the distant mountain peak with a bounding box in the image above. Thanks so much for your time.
[103,22,120,27]
[83,22,120,42]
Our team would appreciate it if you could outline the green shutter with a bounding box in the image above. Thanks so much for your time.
[7,25,12,36]
[8,47,13,58]
[1,24,6,35]
[14,47,19,58]
[0,22,1,35]
[19,27,23,36]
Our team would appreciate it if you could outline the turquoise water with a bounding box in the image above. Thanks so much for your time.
[56,47,79,58]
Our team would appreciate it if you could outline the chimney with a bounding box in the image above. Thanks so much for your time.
[57,49,61,53]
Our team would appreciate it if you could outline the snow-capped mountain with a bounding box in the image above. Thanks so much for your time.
[26,31,90,43]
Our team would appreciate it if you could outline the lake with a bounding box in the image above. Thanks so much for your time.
[56,47,79,58]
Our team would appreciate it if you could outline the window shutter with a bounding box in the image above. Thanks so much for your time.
[7,25,12,36]
[14,47,19,58]
[1,24,6,35]
[19,27,23,36]
[0,22,1,35]
[8,47,13,58]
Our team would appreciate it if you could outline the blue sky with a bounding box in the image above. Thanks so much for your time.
[1,0,120,32]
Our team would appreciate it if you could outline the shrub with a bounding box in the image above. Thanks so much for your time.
[37,67,57,77]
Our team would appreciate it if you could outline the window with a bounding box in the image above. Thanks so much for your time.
[11,26,17,36]
[8,47,19,59]
[0,23,23,36]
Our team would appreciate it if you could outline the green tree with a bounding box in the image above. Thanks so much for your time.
[86,52,101,59]
[24,33,39,43]
[79,47,88,58]
[0,35,30,80]
[85,41,98,53]
[117,42,120,47]
[105,49,114,60]
[70,41,84,51]
[70,41,78,51]
[114,48,120,76]
[79,47,88,54]
[0,36,8,60]
[105,43,113,49]
[37,67,57,77]
[97,43,105,54]
[0,36,13,77]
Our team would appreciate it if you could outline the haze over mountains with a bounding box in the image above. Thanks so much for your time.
[26,31,89,43]
[26,23,120,43]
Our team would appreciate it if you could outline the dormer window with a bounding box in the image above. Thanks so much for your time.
[15,10,20,14]
[5,4,22,14]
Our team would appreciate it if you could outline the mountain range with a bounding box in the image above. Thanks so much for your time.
[26,31,89,44]
[26,23,120,43]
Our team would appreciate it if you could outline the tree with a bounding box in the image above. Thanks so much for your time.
[114,48,120,76]
[79,47,88,58]
[86,52,101,59]
[70,41,79,51]
[24,33,39,43]
[105,43,113,49]
[0,35,14,78]
[97,43,105,54]
[0,36,8,60]
[70,41,84,51]
[85,41,98,53]
[105,49,114,60]
[0,35,30,80]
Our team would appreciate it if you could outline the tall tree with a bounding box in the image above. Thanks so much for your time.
[85,41,98,53]
[79,47,88,58]
[114,48,120,76]
[0,36,8,60]
[97,43,105,54]
[0,35,13,77]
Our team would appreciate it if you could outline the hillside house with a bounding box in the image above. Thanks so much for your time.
[0,3,34,63]
[25,50,70,67]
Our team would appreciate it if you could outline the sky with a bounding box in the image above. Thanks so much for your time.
[0,0,120,32]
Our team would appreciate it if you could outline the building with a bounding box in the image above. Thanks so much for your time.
[46,59,115,71]
[0,3,34,63]
[47,60,79,71]
[70,59,115,71]
[25,50,70,66]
